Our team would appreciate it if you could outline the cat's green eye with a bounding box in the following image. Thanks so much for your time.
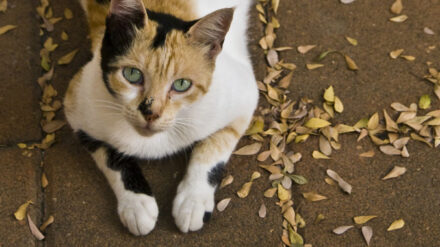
[122,67,143,84]
[172,79,192,92]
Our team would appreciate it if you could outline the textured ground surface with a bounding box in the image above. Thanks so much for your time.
[0,0,439,246]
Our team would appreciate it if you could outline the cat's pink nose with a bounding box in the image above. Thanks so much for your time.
[145,113,160,122]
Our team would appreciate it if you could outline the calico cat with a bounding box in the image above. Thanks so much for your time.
[64,0,258,235]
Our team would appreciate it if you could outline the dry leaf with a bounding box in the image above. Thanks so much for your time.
[237,182,252,198]
[305,118,331,129]
[219,175,233,189]
[61,31,69,40]
[340,0,356,3]
[324,86,335,102]
[401,145,409,157]
[264,187,277,198]
[326,169,352,194]
[39,215,54,231]
[58,49,79,65]
[367,112,379,130]
[354,215,377,224]
[266,49,279,67]
[315,214,326,224]
[306,63,324,70]
[390,15,408,23]
[391,102,410,111]
[282,176,292,189]
[362,226,373,246]
[384,109,399,132]
[419,94,431,109]
[233,143,262,155]
[216,198,231,212]
[258,203,267,218]
[27,214,45,240]
[283,207,296,226]
[297,45,316,54]
[0,0,7,12]
[334,96,344,113]
[41,173,49,188]
[64,8,73,19]
[303,192,327,202]
[387,219,405,231]
[396,111,416,123]
[424,27,435,35]
[42,120,66,133]
[345,36,358,46]
[379,145,402,155]
[401,55,415,61]
[279,71,293,89]
[393,137,410,149]
[0,25,17,35]
[333,225,354,235]
[390,0,403,14]
[319,136,332,156]
[325,177,336,185]
[14,200,33,220]
[44,37,58,51]
[390,49,404,59]
[312,150,330,159]
[382,166,407,180]
[251,171,261,181]
[272,0,280,14]
[278,184,291,201]
[345,55,359,70]
[360,150,375,157]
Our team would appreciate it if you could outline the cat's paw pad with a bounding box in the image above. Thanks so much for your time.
[117,192,159,236]
[172,181,215,233]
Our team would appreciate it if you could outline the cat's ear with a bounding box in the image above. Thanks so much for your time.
[109,0,146,21]
[187,8,234,60]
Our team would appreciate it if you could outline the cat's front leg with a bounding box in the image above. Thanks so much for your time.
[78,131,159,236]
[172,118,249,233]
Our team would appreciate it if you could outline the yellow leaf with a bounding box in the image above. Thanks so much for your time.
[305,118,331,129]
[43,37,58,52]
[58,49,79,65]
[401,55,415,61]
[17,143,27,149]
[41,173,49,188]
[390,49,404,59]
[353,215,377,224]
[306,63,324,70]
[245,117,264,135]
[345,36,358,46]
[14,200,33,220]
[264,187,277,198]
[0,0,7,13]
[278,184,291,201]
[389,15,408,23]
[40,215,54,231]
[233,143,262,155]
[345,55,359,70]
[390,0,403,14]
[64,8,73,19]
[367,112,379,130]
[418,94,431,109]
[297,45,316,54]
[61,31,68,41]
[387,219,405,231]
[0,24,17,35]
[302,192,327,202]
[312,150,330,159]
[295,134,309,143]
[323,85,335,102]
[237,182,252,198]
[334,96,344,113]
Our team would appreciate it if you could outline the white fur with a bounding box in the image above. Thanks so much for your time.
[68,0,257,234]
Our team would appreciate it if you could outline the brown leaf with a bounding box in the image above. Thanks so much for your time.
[361,226,373,246]
[27,214,45,240]
[303,192,327,202]
[326,169,352,194]
[39,215,54,231]
[312,150,330,159]
[216,198,231,212]
[379,145,401,155]
[41,172,49,188]
[233,143,262,155]
[333,225,354,235]
[264,187,277,198]
[0,24,17,35]
[306,63,324,70]
[42,120,66,133]
[359,150,375,157]
[283,207,296,227]
[61,31,69,40]
[367,112,379,130]
[393,137,410,149]
[258,203,267,218]
[219,175,233,189]
[391,102,410,112]
[384,109,399,132]
[319,136,332,156]
[297,45,316,54]
[237,182,252,198]
[382,166,407,180]
[279,71,293,89]
[58,49,79,65]
[401,55,415,61]
[345,55,359,70]
[390,49,404,59]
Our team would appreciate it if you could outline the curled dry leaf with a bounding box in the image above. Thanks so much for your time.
[305,118,331,129]
[0,24,17,35]
[362,226,373,246]
[390,49,404,59]
[312,150,330,159]
[345,55,359,70]
[264,187,277,198]
[219,175,233,189]
[303,192,327,202]
[359,150,375,157]
[326,169,352,194]
[27,214,45,240]
[216,198,231,212]
[58,49,79,65]
[382,166,407,180]
[306,63,324,70]
[354,215,377,224]
[41,173,49,188]
[387,219,405,231]
[14,200,33,220]
[389,15,408,23]
[258,203,267,218]
[297,45,316,54]
[333,225,354,235]
[40,215,54,231]
[379,145,402,155]
[390,0,403,14]
[237,182,252,198]
[233,143,262,155]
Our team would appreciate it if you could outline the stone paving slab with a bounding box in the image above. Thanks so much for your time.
[0,148,42,247]
[0,0,42,144]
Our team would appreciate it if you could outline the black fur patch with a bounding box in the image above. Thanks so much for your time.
[76,130,104,152]
[203,212,212,223]
[101,8,145,95]
[207,162,225,187]
[107,148,153,196]
[95,0,109,4]
[146,9,197,48]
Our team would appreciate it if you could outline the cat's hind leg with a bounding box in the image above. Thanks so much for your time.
[172,117,250,232]
[78,131,159,236]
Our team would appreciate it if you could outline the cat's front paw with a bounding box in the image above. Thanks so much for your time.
[172,180,215,233]
[117,192,159,236]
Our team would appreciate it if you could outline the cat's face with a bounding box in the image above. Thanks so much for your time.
[100,0,233,136]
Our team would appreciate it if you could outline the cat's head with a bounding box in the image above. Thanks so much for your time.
[100,0,233,136]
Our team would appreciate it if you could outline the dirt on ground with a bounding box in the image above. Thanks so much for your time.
[0,0,439,246]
